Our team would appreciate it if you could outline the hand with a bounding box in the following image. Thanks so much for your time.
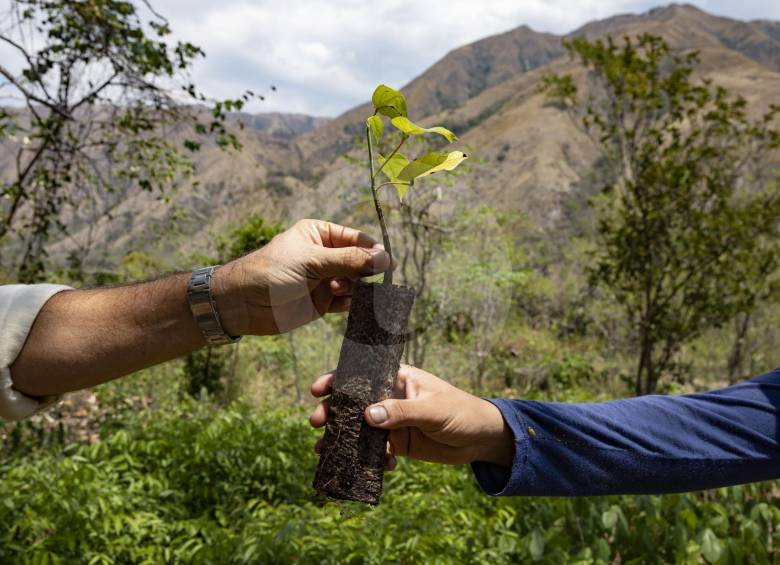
[309,364,514,468]
[213,219,391,335]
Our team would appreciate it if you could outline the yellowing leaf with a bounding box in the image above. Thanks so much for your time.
[371,84,407,119]
[366,115,383,142]
[398,151,467,182]
[390,116,457,142]
[395,183,411,202]
[378,153,411,202]
[377,153,409,183]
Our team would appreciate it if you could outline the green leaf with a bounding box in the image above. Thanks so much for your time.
[371,84,407,118]
[701,529,722,563]
[529,529,545,561]
[601,507,619,529]
[398,185,411,201]
[367,115,383,142]
[378,153,411,201]
[397,151,467,182]
[390,116,457,142]
[378,153,409,183]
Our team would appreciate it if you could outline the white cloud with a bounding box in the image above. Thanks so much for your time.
[5,0,779,116]
[156,0,663,115]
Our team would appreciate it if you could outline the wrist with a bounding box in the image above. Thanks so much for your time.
[473,400,514,467]
[210,262,249,337]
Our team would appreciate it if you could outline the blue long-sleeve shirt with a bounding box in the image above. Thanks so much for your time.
[471,368,780,496]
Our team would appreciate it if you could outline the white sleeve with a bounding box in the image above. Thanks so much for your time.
[0,284,72,421]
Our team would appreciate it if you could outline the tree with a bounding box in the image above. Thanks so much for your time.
[0,0,258,281]
[543,34,780,394]
[722,191,780,383]
[215,214,283,261]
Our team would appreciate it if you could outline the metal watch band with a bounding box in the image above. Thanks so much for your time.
[187,266,241,346]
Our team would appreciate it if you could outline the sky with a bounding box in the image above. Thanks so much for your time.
[5,1,780,117]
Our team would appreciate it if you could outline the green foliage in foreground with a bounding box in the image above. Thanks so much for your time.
[2,402,779,564]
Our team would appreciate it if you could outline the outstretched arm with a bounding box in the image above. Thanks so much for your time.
[7,219,391,399]
[310,365,780,496]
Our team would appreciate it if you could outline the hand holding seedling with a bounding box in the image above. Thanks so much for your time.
[8,218,389,400]
[310,365,514,468]
[213,219,391,336]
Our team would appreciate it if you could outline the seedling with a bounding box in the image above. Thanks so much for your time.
[313,85,467,505]
[365,84,467,284]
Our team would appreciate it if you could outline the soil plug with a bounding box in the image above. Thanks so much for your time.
[313,282,414,504]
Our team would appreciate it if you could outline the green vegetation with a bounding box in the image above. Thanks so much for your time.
[3,397,780,564]
[543,34,780,394]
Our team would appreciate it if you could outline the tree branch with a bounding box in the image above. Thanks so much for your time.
[0,62,72,121]
[0,34,55,101]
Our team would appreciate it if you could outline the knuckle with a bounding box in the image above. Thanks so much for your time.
[391,400,407,423]
[348,246,368,266]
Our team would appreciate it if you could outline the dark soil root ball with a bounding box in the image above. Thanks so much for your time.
[313,282,415,505]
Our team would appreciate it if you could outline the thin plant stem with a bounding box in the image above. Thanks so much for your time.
[373,134,408,180]
[366,124,393,285]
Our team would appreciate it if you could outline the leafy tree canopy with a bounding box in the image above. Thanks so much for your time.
[0,0,259,281]
[544,34,780,394]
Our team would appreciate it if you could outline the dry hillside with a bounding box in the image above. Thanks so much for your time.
[285,4,780,234]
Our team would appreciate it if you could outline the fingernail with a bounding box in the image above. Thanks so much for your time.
[372,243,385,250]
[367,248,390,270]
[368,247,385,256]
[368,405,388,424]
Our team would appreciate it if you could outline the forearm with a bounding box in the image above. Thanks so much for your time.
[3,219,391,404]
[473,370,780,496]
[11,273,206,396]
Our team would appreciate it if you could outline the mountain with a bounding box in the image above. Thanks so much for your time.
[291,3,780,229]
[572,4,780,72]
[233,112,329,139]
[41,113,323,265]
[295,25,565,165]
[21,4,780,268]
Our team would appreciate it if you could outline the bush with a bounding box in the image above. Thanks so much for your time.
[2,401,780,564]
[183,346,233,399]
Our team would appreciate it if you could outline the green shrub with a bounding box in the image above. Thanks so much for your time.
[2,401,779,564]
[183,346,233,399]
[217,215,284,262]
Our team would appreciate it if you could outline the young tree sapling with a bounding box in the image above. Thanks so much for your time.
[313,84,466,504]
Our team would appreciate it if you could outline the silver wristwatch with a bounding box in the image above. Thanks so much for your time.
[187,266,241,346]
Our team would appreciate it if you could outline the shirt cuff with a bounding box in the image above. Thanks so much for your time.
[0,284,72,421]
[471,398,529,496]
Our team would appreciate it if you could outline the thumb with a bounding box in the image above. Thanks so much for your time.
[365,397,441,430]
[312,245,390,279]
